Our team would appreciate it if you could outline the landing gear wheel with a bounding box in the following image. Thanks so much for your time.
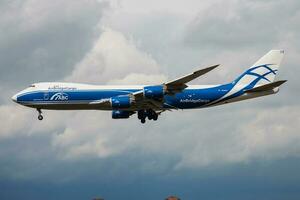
[38,115,43,120]
[138,110,144,120]
[141,118,146,124]
[153,114,158,121]
[146,109,154,120]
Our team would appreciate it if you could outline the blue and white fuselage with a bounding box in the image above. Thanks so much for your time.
[12,50,286,123]
[12,82,275,110]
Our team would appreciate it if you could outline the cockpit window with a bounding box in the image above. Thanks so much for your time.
[29,84,35,87]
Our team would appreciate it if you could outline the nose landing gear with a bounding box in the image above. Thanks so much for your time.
[37,109,43,120]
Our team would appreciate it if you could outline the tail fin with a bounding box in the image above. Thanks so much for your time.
[234,50,284,86]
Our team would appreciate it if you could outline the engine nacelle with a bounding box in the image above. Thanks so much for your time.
[112,110,132,119]
[111,95,131,109]
[143,85,165,99]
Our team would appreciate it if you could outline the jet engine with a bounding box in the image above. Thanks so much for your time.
[110,95,132,109]
[112,110,133,119]
[143,85,166,99]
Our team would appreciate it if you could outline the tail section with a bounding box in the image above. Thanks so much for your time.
[202,50,286,106]
[234,50,284,87]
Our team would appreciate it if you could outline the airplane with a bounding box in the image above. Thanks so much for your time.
[12,50,286,123]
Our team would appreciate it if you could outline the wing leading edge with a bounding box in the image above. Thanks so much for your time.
[90,64,220,111]
[132,64,220,99]
[165,64,219,90]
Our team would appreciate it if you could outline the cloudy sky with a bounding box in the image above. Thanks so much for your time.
[1,0,300,199]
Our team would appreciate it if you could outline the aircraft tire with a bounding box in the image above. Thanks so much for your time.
[38,115,43,120]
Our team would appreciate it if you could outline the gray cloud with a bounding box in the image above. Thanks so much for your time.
[183,0,300,49]
[0,0,109,91]
[1,0,300,199]
[65,28,166,84]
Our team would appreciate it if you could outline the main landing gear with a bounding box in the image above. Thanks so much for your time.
[37,108,43,120]
[137,109,158,124]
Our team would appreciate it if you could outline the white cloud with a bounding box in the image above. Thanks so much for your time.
[238,106,300,159]
[0,0,105,33]
[1,0,300,182]
[0,105,32,139]
[2,25,299,171]
[0,104,70,140]
[175,105,300,168]
[107,73,167,85]
[66,28,165,84]
[0,27,167,160]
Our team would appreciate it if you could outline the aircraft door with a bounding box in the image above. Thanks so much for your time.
[44,92,49,100]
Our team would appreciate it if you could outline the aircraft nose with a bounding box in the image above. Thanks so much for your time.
[11,94,18,102]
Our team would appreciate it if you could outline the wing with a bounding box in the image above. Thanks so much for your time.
[164,64,219,92]
[131,64,219,109]
[132,64,219,99]
[91,64,219,111]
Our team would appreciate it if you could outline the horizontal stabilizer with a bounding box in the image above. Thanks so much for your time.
[245,80,287,93]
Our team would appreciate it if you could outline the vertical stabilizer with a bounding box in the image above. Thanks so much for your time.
[234,50,284,86]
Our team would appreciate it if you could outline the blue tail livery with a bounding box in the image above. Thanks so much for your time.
[12,50,286,123]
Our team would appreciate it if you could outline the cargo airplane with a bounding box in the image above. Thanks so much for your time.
[12,50,286,123]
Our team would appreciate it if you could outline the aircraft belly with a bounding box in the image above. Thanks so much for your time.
[24,102,112,110]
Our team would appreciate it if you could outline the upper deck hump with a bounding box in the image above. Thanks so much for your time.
[33,82,221,91]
